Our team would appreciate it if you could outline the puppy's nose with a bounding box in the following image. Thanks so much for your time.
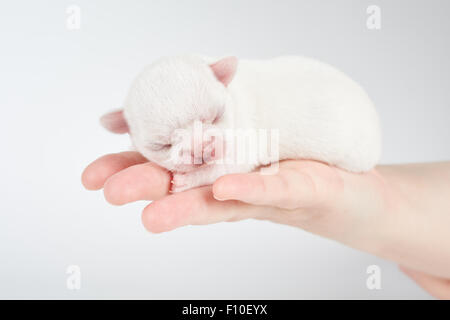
[190,140,216,165]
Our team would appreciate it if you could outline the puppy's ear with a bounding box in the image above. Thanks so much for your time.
[100,109,129,134]
[210,56,238,87]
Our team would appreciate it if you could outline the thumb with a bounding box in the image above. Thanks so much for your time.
[212,160,384,255]
[212,160,342,210]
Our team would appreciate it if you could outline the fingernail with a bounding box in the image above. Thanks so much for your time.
[213,194,227,201]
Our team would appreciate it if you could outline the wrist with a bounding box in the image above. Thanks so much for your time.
[368,163,450,278]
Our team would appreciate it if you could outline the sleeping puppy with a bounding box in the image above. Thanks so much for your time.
[101,55,381,192]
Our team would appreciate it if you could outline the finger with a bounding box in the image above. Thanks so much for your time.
[141,186,271,233]
[81,151,148,190]
[400,266,450,299]
[213,160,341,210]
[103,162,171,205]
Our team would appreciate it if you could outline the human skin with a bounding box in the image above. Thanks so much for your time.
[82,153,450,299]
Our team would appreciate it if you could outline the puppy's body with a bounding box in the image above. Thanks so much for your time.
[212,55,381,171]
[102,55,381,192]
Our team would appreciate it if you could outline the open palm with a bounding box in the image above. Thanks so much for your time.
[81,151,385,237]
[82,152,450,298]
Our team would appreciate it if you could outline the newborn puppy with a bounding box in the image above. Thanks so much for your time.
[101,55,381,192]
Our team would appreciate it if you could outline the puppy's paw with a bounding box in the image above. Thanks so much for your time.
[171,172,195,193]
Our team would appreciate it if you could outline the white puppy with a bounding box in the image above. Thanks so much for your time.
[101,55,381,192]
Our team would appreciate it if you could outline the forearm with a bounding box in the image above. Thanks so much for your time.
[260,161,450,278]
[376,162,450,278]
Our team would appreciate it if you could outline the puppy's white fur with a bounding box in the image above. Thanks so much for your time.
[102,55,381,192]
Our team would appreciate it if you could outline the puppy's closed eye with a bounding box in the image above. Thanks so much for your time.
[149,143,172,151]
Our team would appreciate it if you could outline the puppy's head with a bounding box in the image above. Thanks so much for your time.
[101,56,237,172]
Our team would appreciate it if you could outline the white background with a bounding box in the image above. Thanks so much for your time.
[0,0,449,299]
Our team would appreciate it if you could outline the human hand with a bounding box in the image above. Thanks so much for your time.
[81,151,271,231]
[81,151,380,239]
[82,153,450,298]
